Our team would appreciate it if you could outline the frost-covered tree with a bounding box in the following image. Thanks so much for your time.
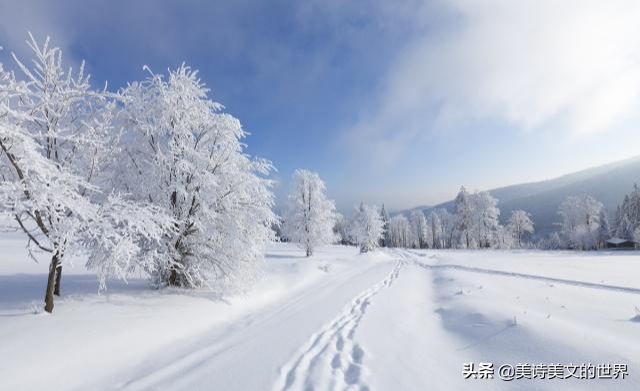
[507,210,535,248]
[438,208,456,248]
[426,208,455,249]
[409,210,429,248]
[557,195,603,250]
[351,203,384,253]
[349,202,366,246]
[283,169,336,256]
[613,204,622,235]
[454,186,473,248]
[333,212,352,245]
[0,35,169,312]
[617,213,634,241]
[380,203,390,247]
[427,210,441,249]
[83,197,174,289]
[388,214,412,248]
[597,209,611,248]
[452,187,502,248]
[538,232,563,250]
[272,216,285,242]
[494,225,515,249]
[614,185,640,240]
[115,64,277,287]
[470,191,500,248]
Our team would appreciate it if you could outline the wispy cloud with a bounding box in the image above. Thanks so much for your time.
[347,0,640,165]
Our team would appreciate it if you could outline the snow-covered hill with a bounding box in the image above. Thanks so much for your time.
[405,155,640,236]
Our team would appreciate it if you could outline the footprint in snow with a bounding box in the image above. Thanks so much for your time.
[351,344,365,364]
[344,363,361,385]
[331,354,341,369]
[276,261,402,391]
[336,335,344,352]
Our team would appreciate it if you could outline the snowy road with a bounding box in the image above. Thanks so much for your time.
[2,244,640,391]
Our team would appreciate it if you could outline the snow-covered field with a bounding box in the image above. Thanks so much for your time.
[2,239,640,391]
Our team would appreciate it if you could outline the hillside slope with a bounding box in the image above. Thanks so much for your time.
[410,155,640,236]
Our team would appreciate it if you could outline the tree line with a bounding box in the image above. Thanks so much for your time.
[280,174,640,253]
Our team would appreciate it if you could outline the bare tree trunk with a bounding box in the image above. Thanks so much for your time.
[54,265,62,296]
[169,267,178,286]
[44,250,61,313]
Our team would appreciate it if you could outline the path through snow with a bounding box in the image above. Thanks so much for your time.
[273,260,403,391]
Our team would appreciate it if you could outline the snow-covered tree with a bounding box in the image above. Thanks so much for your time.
[439,208,457,248]
[333,213,351,245]
[115,64,277,287]
[380,203,390,247]
[494,225,515,249]
[349,202,366,245]
[388,214,412,248]
[427,210,441,249]
[452,187,502,248]
[0,35,170,312]
[83,196,175,290]
[351,203,384,253]
[409,210,429,248]
[507,210,535,248]
[470,191,501,248]
[634,227,640,243]
[614,185,640,240]
[454,186,473,248]
[282,169,336,256]
[557,195,603,250]
[538,232,563,250]
[597,208,611,248]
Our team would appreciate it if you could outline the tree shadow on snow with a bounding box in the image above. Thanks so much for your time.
[0,274,151,312]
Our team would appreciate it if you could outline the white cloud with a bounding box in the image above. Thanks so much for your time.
[348,0,640,162]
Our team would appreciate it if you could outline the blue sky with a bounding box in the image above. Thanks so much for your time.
[2,0,640,212]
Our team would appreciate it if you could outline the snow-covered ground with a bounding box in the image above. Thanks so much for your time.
[1,239,640,390]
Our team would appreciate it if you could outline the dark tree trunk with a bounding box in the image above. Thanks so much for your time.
[169,267,178,286]
[44,250,61,313]
[54,265,62,296]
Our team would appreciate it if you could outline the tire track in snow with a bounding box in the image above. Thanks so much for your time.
[273,260,403,391]
[398,249,640,295]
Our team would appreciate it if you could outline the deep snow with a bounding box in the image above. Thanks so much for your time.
[1,239,639,391]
